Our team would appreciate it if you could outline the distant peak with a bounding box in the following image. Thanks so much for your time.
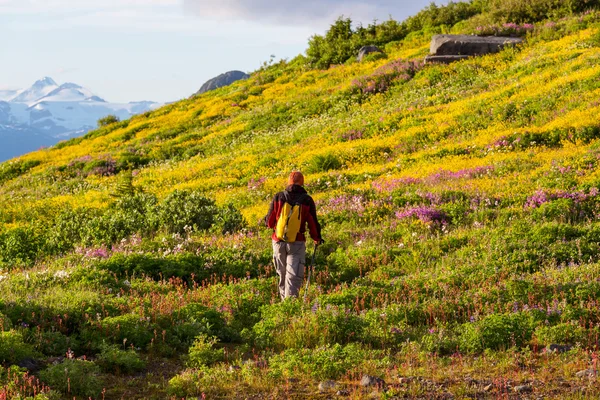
[59,82,82,89]
[33,77,57,87]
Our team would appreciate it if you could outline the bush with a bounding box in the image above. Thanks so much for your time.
[39,359,102,399]
[534,322,591,346]
[0,226,44,268]
[100,314,155,349]
[0,159,41,185]
[215,203,246,234]
[96,343,146,374]
[186,334,224,367]
[307,153,342,173]
[269,343,368,380]
[158,190,218,234]
[459,313,534,353]
[97,114,120,128]
[32,331,79,357]
[0,331,37,364]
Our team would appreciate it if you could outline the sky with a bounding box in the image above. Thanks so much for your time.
[0,0,450,103]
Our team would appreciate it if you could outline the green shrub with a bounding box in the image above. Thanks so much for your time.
[0,226,44,267]
[100,314,155,349]
[186,334,224,367]
[534,322,591,346]
[215,203,246,234]
[158,190,218,234]
[307,153,342,173]
[97,114,120,128]
[269,343,367,380]
[459,313,534,353]
[32,331,79,357]
[96,343,146,374]
[0,331,37,364]
[39,359,102,399]
[0,159,41,185]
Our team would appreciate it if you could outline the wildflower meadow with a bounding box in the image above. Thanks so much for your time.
[2,0,600,398]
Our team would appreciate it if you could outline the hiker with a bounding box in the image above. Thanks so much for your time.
[264,171,323,300]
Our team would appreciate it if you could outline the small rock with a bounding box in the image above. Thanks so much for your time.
[336,390,350,396]
[513,385,532,393]
[361,374,386,388]
[242,359,268,368]
[318,380,338,392]
[357,45,384,62]
[398,377,413,384]
[549,344,572,353]
[576,369,596,378]
[227,365,241,373]
[483,383,494,392]
[287,377,299,384]
[17,358,41,372]
[368,391,382,399]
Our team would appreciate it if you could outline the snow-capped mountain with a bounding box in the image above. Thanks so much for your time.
[0,77,163,161]
[11,77,59,105]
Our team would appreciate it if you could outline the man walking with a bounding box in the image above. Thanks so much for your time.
[264,171,323,300]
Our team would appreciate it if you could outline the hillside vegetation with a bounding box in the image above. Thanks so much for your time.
[2,1,600,398]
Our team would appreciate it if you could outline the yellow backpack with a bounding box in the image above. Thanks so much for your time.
[275,193,307,243]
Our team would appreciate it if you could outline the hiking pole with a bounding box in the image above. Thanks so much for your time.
[303,244,319,302]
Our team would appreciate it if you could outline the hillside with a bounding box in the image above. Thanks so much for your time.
[2,2,600,399]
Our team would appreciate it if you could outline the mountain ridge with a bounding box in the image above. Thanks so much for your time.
[0,77,161,161]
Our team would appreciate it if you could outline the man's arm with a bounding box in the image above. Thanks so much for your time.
[264,194,279,228]
[306,196,322,243]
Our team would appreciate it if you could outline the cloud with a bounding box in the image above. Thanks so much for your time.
[183,0,437,27]
[0,0,178,14]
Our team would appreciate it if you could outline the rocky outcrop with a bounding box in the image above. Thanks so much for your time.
[425,34,523,64]
[196,70,249,95]
[357,45,384,62]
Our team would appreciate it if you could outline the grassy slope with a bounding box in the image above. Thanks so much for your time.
[2,11,600,400]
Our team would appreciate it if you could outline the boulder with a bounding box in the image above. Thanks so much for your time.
[513,385,532,393]
[196,70,249,95]
[430,34,523,56]
[360,374,386,388]
[357,45,384,62]
[318,380,338,392]
[576,369,596,378]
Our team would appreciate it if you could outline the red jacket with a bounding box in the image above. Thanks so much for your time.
[264,185,322,242]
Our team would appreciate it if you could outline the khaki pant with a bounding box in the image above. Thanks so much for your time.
[272,241,306,299]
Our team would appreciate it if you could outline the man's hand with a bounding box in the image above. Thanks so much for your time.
[314,238,325,245]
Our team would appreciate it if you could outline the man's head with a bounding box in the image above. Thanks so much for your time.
[288,171,304,186]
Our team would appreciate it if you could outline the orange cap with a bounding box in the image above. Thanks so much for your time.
[288,171,304,186]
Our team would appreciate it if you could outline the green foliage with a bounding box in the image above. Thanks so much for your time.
[0,331,37,364]
[459,313,534,353]
[535,322,590,346]
[215,203,247,234]
[111,171,136,198]
[482,0,600,23]
[158,190,218,234]
[39,360,102,399]
[186,334,224,367]
[269,343,368,380]
[96,343,146,374]
[97,114,120,128]
[0,159,41,185]
[100,314,155,349]
[307,2,482,69]
[307,153,342,173]
[31,331,79,357]
[0,226,44,268]
[0,365,56,400]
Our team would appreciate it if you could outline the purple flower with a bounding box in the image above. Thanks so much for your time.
[395,206,448,224]
[372,177,421,192]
